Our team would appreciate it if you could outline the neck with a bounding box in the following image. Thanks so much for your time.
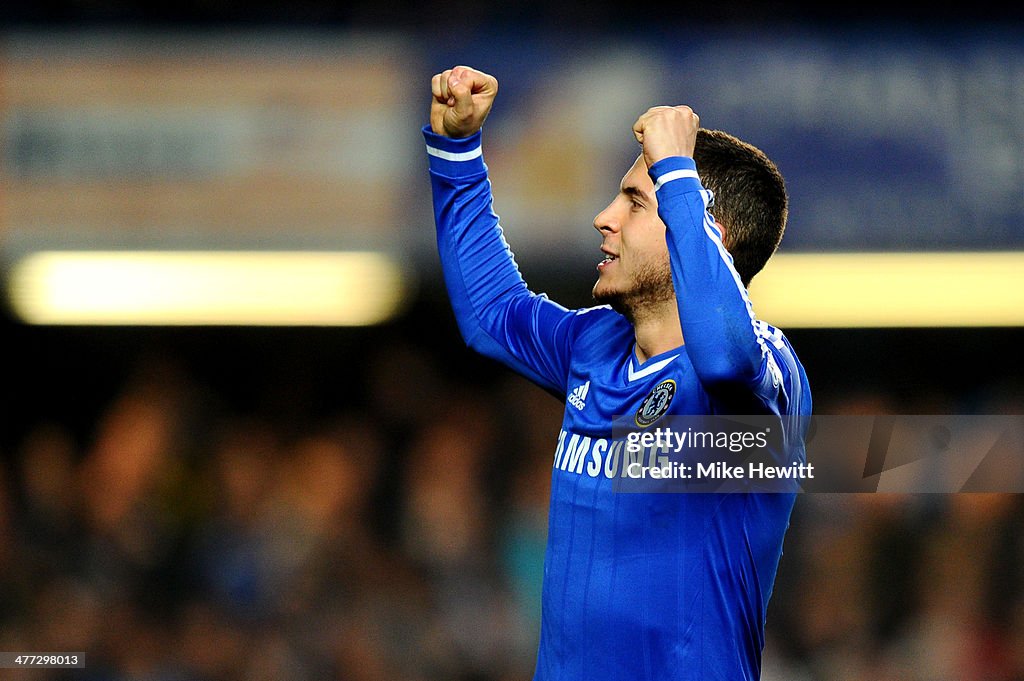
[629,298,684,363]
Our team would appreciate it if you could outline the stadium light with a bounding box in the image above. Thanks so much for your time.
[748,252,1024,328]
[7,250,408,326]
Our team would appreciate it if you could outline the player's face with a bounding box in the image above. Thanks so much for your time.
[591,155,674,311]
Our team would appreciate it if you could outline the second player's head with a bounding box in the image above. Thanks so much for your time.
[591,128,788,320]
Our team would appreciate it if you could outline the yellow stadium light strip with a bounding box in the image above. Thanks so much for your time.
[748,252,1024,328]
[7,251,407,326]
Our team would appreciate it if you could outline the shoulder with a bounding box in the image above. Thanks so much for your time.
[573,304,628,328]
[755,319,812,403]
[754,320,800,364]
[569,304,632,347]
[753,319,786,348]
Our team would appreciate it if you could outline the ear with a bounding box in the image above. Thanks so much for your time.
[713,219,729,244]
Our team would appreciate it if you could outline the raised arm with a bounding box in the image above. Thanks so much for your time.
[426,66,578,397]
[633,106,792,412]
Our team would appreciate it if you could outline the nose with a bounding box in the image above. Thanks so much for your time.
[593,201,620,235]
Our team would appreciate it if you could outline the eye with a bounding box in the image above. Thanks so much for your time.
[630,198,644,212]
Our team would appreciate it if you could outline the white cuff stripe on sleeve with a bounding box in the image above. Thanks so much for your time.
[426,145,483,162]
[653,168,699,192]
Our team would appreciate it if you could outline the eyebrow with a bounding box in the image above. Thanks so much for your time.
[621,185,652,204]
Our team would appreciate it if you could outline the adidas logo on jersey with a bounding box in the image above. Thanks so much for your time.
[567,380,590,411]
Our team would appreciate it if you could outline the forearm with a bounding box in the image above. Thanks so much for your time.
[650,157,767,389]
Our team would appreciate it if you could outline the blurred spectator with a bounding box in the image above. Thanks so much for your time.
[398,391,530,680]
[0,329,1021,681]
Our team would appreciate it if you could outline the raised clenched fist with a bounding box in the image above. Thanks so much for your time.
[430,65,499,138]
[631,105,700,169]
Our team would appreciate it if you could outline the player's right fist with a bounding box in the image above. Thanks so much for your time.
[430,66,498,138]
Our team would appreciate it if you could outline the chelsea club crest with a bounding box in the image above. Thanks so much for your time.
[635,379,676,427]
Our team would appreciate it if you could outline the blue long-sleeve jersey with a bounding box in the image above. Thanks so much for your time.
[424,125,812,681]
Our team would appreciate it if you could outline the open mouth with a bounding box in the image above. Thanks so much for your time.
[597,252,618,270]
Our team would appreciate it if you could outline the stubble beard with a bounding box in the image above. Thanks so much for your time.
[592,256,675,326]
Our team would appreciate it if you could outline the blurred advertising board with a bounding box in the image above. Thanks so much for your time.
[0,32,420,252]
[3,29,1024,261]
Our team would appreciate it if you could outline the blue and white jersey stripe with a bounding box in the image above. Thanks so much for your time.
[425,143,482,162]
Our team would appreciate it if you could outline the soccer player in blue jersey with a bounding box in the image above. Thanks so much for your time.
[424,65,812,681]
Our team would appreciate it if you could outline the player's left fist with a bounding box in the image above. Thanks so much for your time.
[631,106,699,169]
[430,65,499,138]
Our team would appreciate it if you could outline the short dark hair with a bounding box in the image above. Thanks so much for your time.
[693,129,788,287]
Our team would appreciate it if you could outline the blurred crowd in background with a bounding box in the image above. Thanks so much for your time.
[1,311,1023,681]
